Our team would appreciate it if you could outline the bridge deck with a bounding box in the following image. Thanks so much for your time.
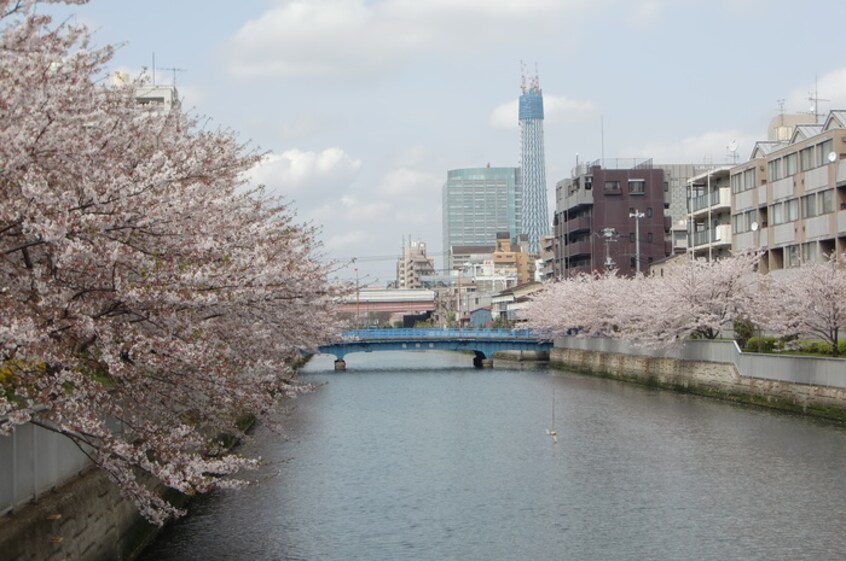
[318,328,552,364]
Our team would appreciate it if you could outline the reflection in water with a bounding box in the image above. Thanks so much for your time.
[140,351,846,561]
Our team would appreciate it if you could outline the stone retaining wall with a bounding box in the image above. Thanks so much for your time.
[0,468,155,561]
[550,347,846,422]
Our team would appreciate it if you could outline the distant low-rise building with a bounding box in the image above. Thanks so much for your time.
[396,240,436,289]
[491,282,544,323]
[492,232,533,284]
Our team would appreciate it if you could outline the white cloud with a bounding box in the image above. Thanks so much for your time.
[490,94,597,130]
[378,167,440,198]
[226,0,594,79]
[622,130,757,164]
[324,229,371,252]
[631,0,661,26]
[246,147,361,198]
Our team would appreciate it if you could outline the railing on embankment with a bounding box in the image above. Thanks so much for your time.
[0,418,91,516]
[554,337,846,389]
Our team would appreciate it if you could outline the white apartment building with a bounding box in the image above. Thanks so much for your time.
[687,166,733,261]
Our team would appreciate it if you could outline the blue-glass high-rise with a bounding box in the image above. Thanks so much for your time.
[519,72,549,253]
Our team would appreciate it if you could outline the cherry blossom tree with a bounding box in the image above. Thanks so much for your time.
[526,253,760,345]
[756,254,846,356]
[1,0,339,524]
[524,270,631,337]
[622,253,760,343]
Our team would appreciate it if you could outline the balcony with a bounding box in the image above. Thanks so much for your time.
[563,187,594,209]
[690,224,732,249]
[564,215,592,233]
[564,239,592,257]
[690,187,731,216]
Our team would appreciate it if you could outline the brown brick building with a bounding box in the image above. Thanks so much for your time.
[553,160,671,277]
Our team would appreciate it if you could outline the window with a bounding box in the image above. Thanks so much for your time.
[802,242,818,263]
[785,152,797,176]
[647,232,653,243]
[604,181,621,193]
[800,146,815,171]
[744,168,756,189]
[820,189,834,214]
[785,245,800,268]
[786,199,799,222]
[732,168,757,192]
[628,180,646,194]
[733,210,757,233]
[629,232,635,242]
[646,207,653,217]
[802,193,817,218]
[818,139,834,166]
[771,202,784,225]
[768,158,782,181]
[731,173,741,193]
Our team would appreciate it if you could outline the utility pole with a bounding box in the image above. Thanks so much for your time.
[351,258,359,330]
[601,228,617,271]
[629,210,645,274]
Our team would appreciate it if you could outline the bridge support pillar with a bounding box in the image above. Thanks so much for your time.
[473,354,493,369]
[334,359,346,371]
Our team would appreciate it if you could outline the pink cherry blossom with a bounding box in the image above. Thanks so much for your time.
[1,1,340,525]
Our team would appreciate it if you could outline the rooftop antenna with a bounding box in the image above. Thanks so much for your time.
[520,60,527,94]
[808,75,829,124]
[532,62,540,93]
[152,52,155,85]
[158,66,187,88]
[727,140,739,165]
[600,114,605,168]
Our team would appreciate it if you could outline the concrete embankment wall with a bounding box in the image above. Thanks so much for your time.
[493,349,549,362]
[0,468,155,561]
[550,338,846,422]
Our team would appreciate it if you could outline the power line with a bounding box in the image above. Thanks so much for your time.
[331,251,447,263]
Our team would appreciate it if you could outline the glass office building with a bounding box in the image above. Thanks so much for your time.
[442,167,522,261]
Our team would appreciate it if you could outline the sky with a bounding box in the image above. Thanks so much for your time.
[42,0,846,284]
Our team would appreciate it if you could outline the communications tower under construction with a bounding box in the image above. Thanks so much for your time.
[519,65,549,253]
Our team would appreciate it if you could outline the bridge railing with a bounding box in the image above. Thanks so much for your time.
[340,328,548,340]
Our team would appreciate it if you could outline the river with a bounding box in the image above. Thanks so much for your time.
[139,351,846,561]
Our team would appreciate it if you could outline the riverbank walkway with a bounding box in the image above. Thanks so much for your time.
[318,328,552,369]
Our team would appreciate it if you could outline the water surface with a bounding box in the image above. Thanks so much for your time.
[140,351,846,561]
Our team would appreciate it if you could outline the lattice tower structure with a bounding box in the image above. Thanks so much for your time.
[519,72,549,253]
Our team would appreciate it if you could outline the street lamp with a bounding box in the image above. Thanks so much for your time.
[629,210,645,274]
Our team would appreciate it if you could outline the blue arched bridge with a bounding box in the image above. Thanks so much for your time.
[318,328,552,369]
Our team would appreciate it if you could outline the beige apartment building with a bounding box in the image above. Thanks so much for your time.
[731,110,846,273]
